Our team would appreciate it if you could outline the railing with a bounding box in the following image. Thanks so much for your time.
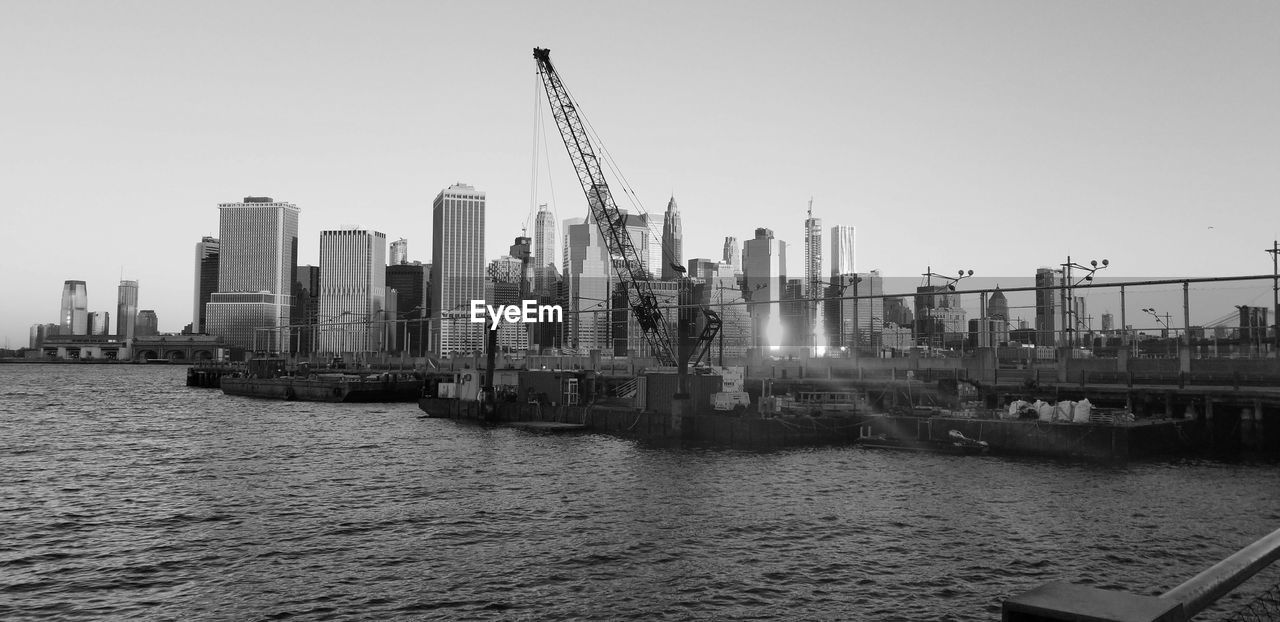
[1003,525,1280,621]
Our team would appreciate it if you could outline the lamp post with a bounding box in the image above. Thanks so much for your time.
[920,267,974,350]
[1060,256,1110,348]
[1142,307,1172,357]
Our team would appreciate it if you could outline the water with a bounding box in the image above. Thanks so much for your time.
[2,364,1279,621]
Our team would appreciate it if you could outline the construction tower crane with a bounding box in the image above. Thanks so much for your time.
[532,47,681,365]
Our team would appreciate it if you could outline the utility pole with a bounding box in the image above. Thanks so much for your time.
[1268,241,1279,353]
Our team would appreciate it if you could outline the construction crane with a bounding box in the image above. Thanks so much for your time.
[532,47,686,366]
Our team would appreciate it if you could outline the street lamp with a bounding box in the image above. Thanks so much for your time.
[920,267,974,349]
[1061,256,1109,347]
[1142,307,1173,357]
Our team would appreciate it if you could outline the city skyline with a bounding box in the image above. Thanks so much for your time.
[3,1,1279,347]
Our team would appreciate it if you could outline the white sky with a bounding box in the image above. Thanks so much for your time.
[2,0,1278,347]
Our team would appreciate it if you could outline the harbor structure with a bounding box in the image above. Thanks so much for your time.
[661,196,683,280]
[193,236,219,334]
[318,228,387,355]
[431,183,486,355]
[116,280,138,340]
[59,280,88,335]
[204,197,299,352]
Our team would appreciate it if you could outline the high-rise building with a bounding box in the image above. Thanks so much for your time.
[826,270,883,349]
[563,217,613,352]
[29,323,59,349]
[136,310,159,336]
[1101,312,1114,333]
[1035,268,1059,346]
[390,238,408,266]
[743,228,787,348]
[295,265,320,355]
[534,204,557,298]
[117,280,138,340]
[486,255,530,353]
[59,280,88,335]
[89,312,110,336]
[431,183,485,355]
[205,197,299,351]
[661,196,683,280]
[318,229,387,354]
[829,225,855,278]
[687,258,718,282]
[803,203,822,298]
[988,287,1009,321]
[193,237,219,334]
[723,236,741,274]
[386,263,428,356]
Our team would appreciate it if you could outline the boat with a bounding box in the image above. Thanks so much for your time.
[858,429,990,455]
[221,372,423,402]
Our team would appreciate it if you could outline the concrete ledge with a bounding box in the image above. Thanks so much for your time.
[1003,582,1185,622]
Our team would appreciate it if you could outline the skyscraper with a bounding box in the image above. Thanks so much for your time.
[487,255,530,352]
[564,217,613,352]
[534,204,557,298]
[318,228,387,354]
[431,183,485,355]
[136,310,159,336]
[59,280,88,335]
[117,280,138,340]
[390,238,408,266]
[1035,268,1059,346]
[193,236,220,334]
[661,196,683,280]
[803,202,822,298]
[205,197,299,351]
[89,312,110,336]
[829,225,855,278]
[743,228,787,348]
[386,263,428,356]
[295,265,321,355]
[723,236,741,274]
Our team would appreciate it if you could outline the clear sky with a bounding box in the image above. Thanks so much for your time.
[2,0,1278,347]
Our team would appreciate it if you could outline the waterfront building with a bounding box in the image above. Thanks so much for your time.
[534,204,557,298]
[60,280,88,335]
[29,323,60,349]
[386,262,428,356]
[431,183,485,356]
[136,310,159,336]
[1035,268,1058,346]
[117,280,138,340]
[193,236,219,334]
[205,197,299,352]
[743,228,787,349]
[661,196,683,281]
[294,265,320,355]
[390,238,408,266]
[318,228,387,355]
[89,312,110,336]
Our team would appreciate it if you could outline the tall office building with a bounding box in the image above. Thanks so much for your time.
[563,217,613,352]
[830,225,855,278]
[59,280,88,335]
[89,312,110,336]
[826,270,882,349]
[661,196,683,280]
[723,236,741,274]
[1035,267,1059,346]
[486,255,530,352]
[534,204,557,298]
[136,310,159,336]
[802,204,822,298]
[431,183,485,355]
[390,238,409,266]
[743,228,787,348]
[318,229,387,354]
[193,237,220,334]
[988,287,1009,321]
[295,265,321,355]
[205,197,299,351]
[386,262,428,356]
[117,280,138,340]
[687,258,718,282]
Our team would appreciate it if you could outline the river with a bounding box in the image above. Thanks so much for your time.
[2,363,1278,620]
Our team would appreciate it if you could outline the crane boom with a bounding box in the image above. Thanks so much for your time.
[533,47,677,366]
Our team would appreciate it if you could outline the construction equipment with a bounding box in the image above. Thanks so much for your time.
[533,47,719,368]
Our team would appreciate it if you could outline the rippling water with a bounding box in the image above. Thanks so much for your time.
[3,363,1280,620]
